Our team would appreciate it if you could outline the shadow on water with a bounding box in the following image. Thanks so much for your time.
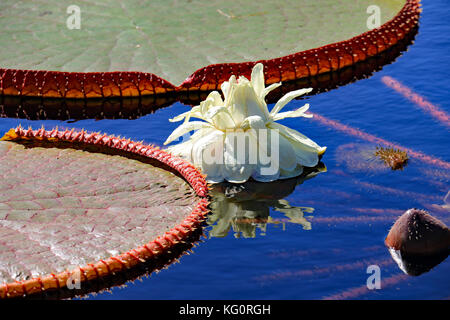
[0,27,417,121]
[207,163,327,238]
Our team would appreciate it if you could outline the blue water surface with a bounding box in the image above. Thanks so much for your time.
[0,0,448,299]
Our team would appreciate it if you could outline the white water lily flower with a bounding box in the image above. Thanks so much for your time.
[164,63,326,183]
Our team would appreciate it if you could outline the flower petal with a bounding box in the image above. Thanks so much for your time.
[163,121,210,145]
[277,131,297,171]
[222,131,256,183]
[204,105,228,119]
[166,127,213,161]
[231,83,268,124]
[251,165,280,182]
[207,107,236,130]
[192,130,225,183]
[272,103,312,121]
[228,84,248,124]
[292,144,320,167]
[171,105,204,124]
[207,90,224,106]
[262,82,282,98]
[250,128,297,181]
[166,139,194,160]
[221,75,237,106]
[269,122,323,150]
[251,63,265,98]
[240,115,266,130]
[251,129,275,181]
[270,88,313,116]
[270,123,322,167]
[198,91,221,116]
[279,164,304,179]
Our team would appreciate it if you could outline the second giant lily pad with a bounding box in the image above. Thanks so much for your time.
[0,127,209,298]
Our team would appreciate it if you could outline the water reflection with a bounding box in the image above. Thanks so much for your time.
[0,94,176,121]
[207,163,326,238]
[388,248,449,277]
[443,191,450,210]
[335,143,388,174]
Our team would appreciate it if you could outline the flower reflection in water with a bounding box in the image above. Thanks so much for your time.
[206,163,326,238]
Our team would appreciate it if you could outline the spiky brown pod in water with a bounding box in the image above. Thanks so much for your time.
[374,146,409,170]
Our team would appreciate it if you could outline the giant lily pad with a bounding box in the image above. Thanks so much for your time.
[0,0,420,97]
[0,127,209,298]
[0,30,418,121]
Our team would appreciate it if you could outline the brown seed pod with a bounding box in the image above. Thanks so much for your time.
[374,146,409,170]
[385,208,450,256]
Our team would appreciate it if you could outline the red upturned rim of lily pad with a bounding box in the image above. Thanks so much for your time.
[0,126,209,299]
[0,0,421,99]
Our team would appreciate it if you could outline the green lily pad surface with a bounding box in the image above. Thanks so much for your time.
[0,140,199,284]
[0,0,404,84]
